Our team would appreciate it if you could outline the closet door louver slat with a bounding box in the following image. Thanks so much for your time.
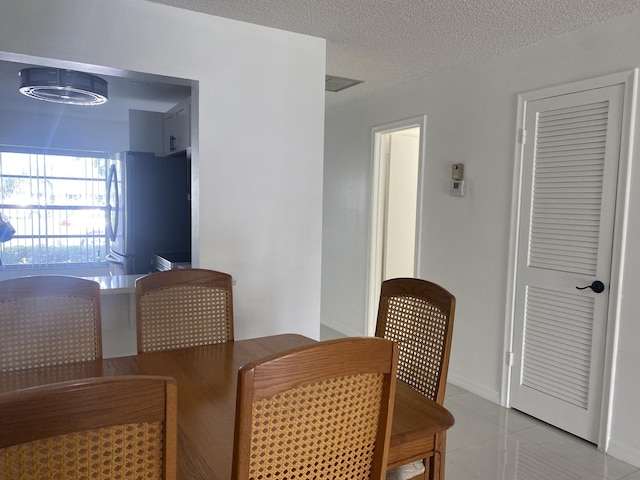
[522,286,594,408]
[528,101,608,276]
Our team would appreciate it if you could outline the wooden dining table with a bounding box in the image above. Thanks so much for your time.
[0,334,454,479]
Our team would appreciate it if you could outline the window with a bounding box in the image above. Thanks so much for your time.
[0,148,108,267]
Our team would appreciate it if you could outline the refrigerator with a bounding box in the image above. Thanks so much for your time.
[105,151,191,275]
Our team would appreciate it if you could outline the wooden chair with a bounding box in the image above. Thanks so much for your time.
[232,337,399,480]
[0,275,102,372]
[0,375,177,479]
[136,268,234,353]
[375,278,456,480]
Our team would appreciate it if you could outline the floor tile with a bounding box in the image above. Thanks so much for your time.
[319,325,346,340]
[446,401,509,451]
[446,383,468,398]
[517,425,638,479]
[448,433,608,480]
[446,392,541,434]
[442,384,639,480]
[444,461,481,480]
[620,471,640,480]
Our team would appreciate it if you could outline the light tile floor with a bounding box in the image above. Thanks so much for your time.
[320,325,640,480]
[445,384,639,480]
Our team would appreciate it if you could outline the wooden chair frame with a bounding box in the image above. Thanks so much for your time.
[0,275,102,371]
[0,375,178,480]
[232,337,399,480]
[136,268,234,353]
[375,277,456,480]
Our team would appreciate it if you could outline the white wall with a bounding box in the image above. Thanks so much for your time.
[0,0,325,341]
[323,11,640,466]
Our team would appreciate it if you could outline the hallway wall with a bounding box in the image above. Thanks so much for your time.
[322,11,640,466]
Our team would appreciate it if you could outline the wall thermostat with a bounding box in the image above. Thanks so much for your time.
[452,163,464,181]
[450,180,465,196]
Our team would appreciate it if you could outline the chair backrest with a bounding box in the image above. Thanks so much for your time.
[375,277,455,405]
[0,375,178,480]
[0,275,103,372]
[136,268,234,353]
[232,337,398,480]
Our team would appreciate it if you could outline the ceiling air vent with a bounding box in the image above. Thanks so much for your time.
[325,75,363,92]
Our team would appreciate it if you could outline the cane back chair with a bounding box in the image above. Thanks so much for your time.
[136,268,234,353]
[376,277,456,480]
[0,275,102,372]
[0,375,178,480]
[232,337,399,480]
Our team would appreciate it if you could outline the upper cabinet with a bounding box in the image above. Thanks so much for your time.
[129,110,165,156]
[164,97,191,156]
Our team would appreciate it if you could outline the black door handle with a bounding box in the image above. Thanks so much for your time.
[576,280,605,293]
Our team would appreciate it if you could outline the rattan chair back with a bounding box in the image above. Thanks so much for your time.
[0,275,102,372]
[136,268,234,353]
[375,277,455,406]
[232,337,398,480]
[0,375,178,480]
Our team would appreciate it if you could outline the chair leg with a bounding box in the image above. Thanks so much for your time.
[400,431,448,480]
[420,458,429,480]
[428,432,447,480]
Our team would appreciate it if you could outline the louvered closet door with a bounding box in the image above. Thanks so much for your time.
[510,83,624,443]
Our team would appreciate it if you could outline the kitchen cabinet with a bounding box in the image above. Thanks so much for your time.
[164,97,191,155]
[129,109,164,156]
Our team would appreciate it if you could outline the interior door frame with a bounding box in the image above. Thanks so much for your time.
[502,69,638,450]
[366,115,427,336]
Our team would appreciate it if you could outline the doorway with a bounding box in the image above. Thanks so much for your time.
[367,116,426,335]
[506,70,636,447]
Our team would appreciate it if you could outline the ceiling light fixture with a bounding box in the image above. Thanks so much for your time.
[18,67,108,105]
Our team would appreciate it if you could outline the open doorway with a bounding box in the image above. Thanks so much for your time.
[367,116,426,335]
[0,56,194,275]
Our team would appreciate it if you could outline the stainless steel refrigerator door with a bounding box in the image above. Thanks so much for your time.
[105,151,190,274]
[106,163,118,242]
[106,153,130,257]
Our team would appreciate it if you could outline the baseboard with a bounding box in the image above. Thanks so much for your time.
[320,321,364,338]
[607,439,640,469]
[447,372,502,405]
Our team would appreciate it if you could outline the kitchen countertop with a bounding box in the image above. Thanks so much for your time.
[82,274,147,294]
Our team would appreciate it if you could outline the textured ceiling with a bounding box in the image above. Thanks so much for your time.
[149,0,640,108]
